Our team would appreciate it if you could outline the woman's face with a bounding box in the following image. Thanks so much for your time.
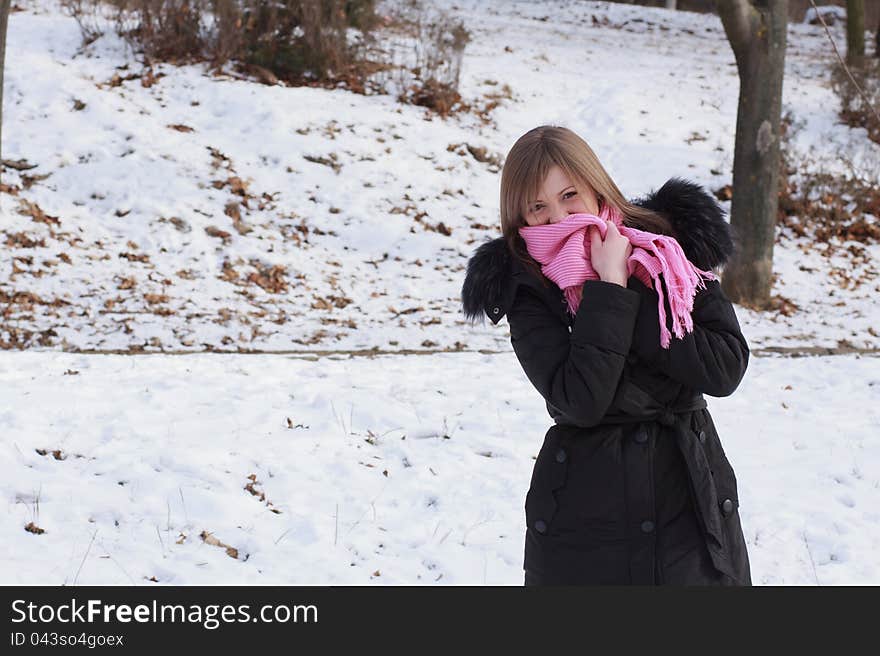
[523,165,600,226]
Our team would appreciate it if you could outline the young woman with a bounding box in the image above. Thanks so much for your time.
[461,125,752,585]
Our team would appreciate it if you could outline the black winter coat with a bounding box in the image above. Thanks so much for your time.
[461,178,751,585]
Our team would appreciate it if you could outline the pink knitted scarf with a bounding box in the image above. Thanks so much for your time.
[517,203,716,348]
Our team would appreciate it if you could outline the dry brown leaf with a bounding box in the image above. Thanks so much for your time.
[199,530,239,559]
[247,262,287,293]
[176,268,196,280]
[205,226,232,244]
[220,261,239,282]
[227,177,249,196]
[1,157,38,170]
[5,232,46,248]
[17,199,60,226]
[225,202,253,235]
[119,252,150,263]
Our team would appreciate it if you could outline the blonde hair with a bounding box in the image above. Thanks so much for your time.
[499,125,674,284]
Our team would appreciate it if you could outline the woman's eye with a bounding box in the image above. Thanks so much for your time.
[563,191,577,200]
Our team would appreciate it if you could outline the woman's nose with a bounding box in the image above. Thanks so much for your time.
[549,207,570,224]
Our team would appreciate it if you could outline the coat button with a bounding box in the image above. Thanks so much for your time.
[698,430,707,444]
[634,429,648,444]
[721,499,734,516]
[555,448,567,463]
[534,520,548,534]
[640,520,655,533]
[492,306,500,315]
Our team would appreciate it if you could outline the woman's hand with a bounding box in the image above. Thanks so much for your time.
[589,220,632,287]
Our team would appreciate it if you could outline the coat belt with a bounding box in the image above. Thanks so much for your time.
[555,379,708,428]
[555,380,737,580]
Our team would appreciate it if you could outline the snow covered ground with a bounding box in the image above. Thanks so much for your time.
[1,0,879,585]
[1,350,878,585]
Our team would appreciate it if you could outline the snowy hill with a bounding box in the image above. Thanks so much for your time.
[1,0,878,585]
[2,0,878,354]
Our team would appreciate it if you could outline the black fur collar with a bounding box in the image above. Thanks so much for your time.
[461,177,734,324]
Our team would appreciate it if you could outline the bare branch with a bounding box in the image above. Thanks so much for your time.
[1,0,12,181]
[808,0,880,127]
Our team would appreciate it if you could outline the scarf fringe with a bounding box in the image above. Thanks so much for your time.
[563,285,582,317]
[642,233,715,348]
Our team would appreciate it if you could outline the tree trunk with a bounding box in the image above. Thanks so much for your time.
[666,0,678,9]
[875,13,879,58]
[1,0,10,186]
[846,0,865,63]
[717,0,788,309]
